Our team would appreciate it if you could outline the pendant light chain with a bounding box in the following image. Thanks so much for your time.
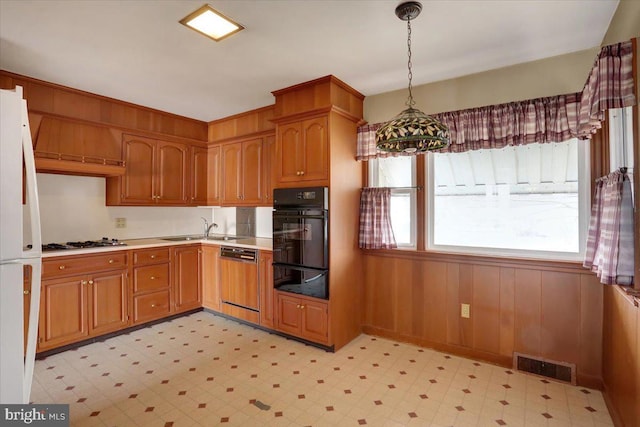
[375,1,450,153]
[406,18,415,108]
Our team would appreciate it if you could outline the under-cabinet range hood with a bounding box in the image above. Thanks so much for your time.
[33,116,125,177]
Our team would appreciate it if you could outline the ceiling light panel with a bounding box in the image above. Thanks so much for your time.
[180,4,244,42]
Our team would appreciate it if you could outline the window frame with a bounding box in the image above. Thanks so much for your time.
[367,156,418,249]
[425,141,591,261]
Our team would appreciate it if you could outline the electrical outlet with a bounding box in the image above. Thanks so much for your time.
[115,217,126,229]
[461,303,470,319]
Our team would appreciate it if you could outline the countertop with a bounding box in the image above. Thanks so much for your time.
[41,235,273,258]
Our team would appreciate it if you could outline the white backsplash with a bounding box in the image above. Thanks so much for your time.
[31,173,272,243]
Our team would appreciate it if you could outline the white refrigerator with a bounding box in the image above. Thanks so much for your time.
[0,86,42,404]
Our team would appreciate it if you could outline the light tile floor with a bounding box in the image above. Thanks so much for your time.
[31,312,614,427]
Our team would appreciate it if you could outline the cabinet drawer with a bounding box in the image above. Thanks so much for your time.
[134,263,169,293]
[43,253,127,279]
[133,291,170,324]
[133,248,170,265]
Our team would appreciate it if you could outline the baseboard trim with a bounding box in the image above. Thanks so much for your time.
[602,384,625,427]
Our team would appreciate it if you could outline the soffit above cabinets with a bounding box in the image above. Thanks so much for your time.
[33,116,125,177]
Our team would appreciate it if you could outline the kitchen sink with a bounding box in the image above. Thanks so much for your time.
[161,236,201,242]
[205,236,238,241]
[161,235,239,242]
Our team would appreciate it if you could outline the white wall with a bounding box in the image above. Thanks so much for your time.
[31,173,273,243]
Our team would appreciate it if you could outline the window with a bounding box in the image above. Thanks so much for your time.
[427,139,590,260]
[609,106,634,174]
[368,156,416,248]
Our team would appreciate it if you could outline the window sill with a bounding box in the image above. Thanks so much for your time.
[361,247,588,274]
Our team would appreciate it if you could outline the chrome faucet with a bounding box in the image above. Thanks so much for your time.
[201,217,218,237]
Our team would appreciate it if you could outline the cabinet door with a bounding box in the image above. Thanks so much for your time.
[208,145,221,205]
[191,146,208,205]
[241,138,263,204]
[259,251,274,328]
[121,135,155,203]
[301,116,329,182]
[88,270,128,336]
[276,122,302,184]
[301,299,329,344]
[261,135,275,205]
[221,142,243,204]
[157,141,189,204]
[173,245,202,312]
[276,293,302,336]
[38,275,88,350]
[202,245,221,311]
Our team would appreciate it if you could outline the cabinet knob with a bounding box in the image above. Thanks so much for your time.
[88,280,94,285]
[81,280,87,285]
[296,171,301,176]
[150,276,156,280]
[300,305,305,309]
[300,171,305,176]
[151,304,156,308]
[296,304,300,308]
[150,255,156,259]
[58,265,66,270]
[23,290,30,295]
[108,259,115,264]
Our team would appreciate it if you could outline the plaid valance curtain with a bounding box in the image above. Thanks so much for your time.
[578,40,636,139]
[583,169,635,286]
[358,188,397,249]
[356,40,636,159]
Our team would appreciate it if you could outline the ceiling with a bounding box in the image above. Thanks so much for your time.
[0,0,619,122]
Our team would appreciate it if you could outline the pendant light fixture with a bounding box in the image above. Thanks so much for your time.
[376,1,450,153]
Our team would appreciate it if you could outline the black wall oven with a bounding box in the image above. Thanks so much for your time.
[273,187,328,299]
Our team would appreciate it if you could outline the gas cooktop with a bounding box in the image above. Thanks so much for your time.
[41,237,126,252]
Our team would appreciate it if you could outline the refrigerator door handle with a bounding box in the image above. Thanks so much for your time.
[22,258,41,404]
[20,98,42,260]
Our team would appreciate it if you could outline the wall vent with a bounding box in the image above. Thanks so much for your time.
[513,353,576,385]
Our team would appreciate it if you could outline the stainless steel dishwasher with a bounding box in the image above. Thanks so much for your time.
[219,247,259,312]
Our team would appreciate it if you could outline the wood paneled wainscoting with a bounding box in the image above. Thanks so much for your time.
[602,286,639,427]
[362,251,604,389]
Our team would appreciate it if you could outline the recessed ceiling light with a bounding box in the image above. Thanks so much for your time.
[179,4,244,42]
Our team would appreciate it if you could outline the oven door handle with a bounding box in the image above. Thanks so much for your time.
[273,214,327,220]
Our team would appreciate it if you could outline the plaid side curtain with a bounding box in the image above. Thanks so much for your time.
[583,170,635,285]
[359,187,397,249]
[578,40,637,139]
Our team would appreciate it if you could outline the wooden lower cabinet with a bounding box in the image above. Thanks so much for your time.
[38,259,128,351]
[39,274,88,351]
[87,270,128,336]
[131,248,171,324]
[173,245,202,313]
[275,292,328,345]
[202,245,221,311]
[259,251,274,328]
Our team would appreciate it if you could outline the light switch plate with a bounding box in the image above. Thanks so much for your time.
[115,217,126,229]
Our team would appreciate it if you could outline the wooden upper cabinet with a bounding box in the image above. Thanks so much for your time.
[242,138,263,204]
[190,146,208,205]
[275,116,328,186]
[208,145,221,205]
[261,135,275,205]
[220,138,264,205]
[221,142,243,204]
[107,134,191,206]
[156,141,189,204]
[121,135,155,203]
